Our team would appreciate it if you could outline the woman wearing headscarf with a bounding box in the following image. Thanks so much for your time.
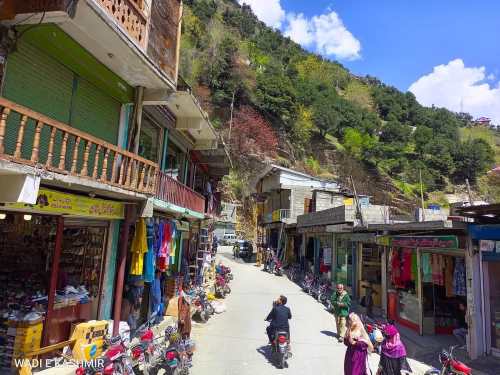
[377,324,412,375]
[344,313,374,375]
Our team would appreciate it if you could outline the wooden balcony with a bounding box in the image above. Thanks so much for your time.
[97,0,149,48]
[0,97,158,194]
[156,171,206,214]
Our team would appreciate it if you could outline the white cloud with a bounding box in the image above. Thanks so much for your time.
[284,11,361,61]
[409,59,500,125]
[238,0,285,28]
[284,13,313,46]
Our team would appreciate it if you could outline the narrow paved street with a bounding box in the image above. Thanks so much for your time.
[191,246,378,375]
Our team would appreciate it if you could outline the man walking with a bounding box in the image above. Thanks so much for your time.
[332,283,351,342]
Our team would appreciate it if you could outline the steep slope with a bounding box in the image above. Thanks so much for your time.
[180,0,495,208]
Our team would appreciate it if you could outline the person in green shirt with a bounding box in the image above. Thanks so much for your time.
[332,283,351,342]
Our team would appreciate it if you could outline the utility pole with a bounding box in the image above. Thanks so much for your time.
[350,175,365,227]
[228,89,236,146]
[419,169,426,222]
[466,178,474,206]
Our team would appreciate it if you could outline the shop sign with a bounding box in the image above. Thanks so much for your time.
[376,235,391,246]
[480,240,496,252]
[3,188,125,219]
[391,235,458,249]
[298,225,327,234]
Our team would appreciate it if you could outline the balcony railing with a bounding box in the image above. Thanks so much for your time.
[0,97,158,194]
[156,171,206,214]
[97,0,148,47]
[262,209,291,224]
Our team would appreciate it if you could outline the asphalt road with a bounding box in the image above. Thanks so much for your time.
[190,246,383,375]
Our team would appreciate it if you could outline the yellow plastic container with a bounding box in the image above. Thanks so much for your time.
[70,320,108,361]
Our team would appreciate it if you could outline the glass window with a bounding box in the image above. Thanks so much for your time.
[139,116,161,162]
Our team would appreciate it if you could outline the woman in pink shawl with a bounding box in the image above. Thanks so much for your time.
[377,325,412,375]
[344,313,373,375]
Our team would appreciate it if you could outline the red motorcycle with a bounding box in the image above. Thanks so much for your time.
[424,346,472,375]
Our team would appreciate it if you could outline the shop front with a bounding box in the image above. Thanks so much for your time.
[352,233,384,312]
[469,224,500,357]
[0,188,124,370]
[387,235,468,336]
[299,226,332,276]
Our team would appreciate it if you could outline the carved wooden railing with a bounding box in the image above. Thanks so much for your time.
[0,97,158,194]
[97,0,148,47]
[156,171,206,214]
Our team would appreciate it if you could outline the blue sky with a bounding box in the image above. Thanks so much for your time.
[238,0,500,124]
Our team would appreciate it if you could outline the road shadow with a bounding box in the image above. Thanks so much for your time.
[320,330,338,339]
[256,345,280,369]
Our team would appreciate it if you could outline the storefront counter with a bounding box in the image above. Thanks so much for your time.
[45,302,92,345]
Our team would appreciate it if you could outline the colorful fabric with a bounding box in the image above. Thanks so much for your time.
[391,250,402,288]
[381,325,407,358]
[130,219,148,275]
[344,338,369,375]
[431,254,444,286]
[158,222,171,272]
[453,258,466,296]
[444,257,454,297]
[143,219,155,283]
[401,249,412,283]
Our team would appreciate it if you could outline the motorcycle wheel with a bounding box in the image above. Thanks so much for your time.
[225,286,231,294]
[276,352,286,369]
[207,303,215,315]
[199,310,208,323]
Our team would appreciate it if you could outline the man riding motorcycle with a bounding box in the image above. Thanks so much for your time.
[265,295,292,349]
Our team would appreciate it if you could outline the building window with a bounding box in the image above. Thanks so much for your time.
[139,115,162,163]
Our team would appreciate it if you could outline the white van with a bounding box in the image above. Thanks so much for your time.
[223,233,237,245]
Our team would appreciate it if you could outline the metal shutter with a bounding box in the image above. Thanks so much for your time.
[2,40,73,161]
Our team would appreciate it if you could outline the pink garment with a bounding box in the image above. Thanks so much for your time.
[431,254,444,286]
[158,222,171,271]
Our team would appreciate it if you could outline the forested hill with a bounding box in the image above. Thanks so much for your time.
[180,0,496,205]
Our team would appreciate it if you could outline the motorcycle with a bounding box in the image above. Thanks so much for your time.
[317,281,331,304]
[273,258,283,276]
[424,346,472,375]
[76,335,134,375]
[193,288,214,323]
[130,313,164,375]
[215,275,227,298]
[157,328,193,375]
[302,273,314,294]
[271,331,290,369]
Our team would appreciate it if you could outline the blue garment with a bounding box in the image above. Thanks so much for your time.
[144,219,155,283]
[150,276,162,315]
[453,258,466,296]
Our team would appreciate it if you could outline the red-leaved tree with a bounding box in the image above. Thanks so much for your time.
[229,106,278,159]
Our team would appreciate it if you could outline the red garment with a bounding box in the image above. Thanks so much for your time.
[391,250,402,288]
[157,222,171,271]
[401,249,413,283]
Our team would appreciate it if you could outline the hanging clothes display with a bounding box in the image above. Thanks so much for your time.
[431,254,444,286]
[158,221,171,272]
[444,257,454,297]
[144,219,156,283]
[169,221,177,266]
[453,258,466,296]
[401,249,413,283]
[130,219,148,276]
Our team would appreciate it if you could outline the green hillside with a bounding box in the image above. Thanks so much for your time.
[180,0,495,204]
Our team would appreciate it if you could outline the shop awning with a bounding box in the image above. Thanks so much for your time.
[152,198,205,220]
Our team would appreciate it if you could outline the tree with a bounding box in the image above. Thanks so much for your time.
[312,95,339,136]
[453,138,495,183]
[255,67,297,128]
[379,121,412,144]
[229,106,279,159]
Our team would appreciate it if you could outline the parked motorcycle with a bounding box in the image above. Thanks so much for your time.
[271,331,290,369]
[273,258,283,276]
[424,346,472,375]
[215,275,227,298]
[317,280,331,304]
[157,328,193,375]
[193,287,214,323]
[302,273,314,294]
[130,313,164,375]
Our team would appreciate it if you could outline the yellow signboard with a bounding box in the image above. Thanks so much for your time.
[4,188,125,220]
[344,198,354,206]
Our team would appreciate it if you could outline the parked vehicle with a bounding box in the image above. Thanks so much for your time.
[271,331,290,369]
[130,313,165,375]
[317,280,331,304]
[215,275,228,298]
[222,233,237,246]
[273,258,283,276]
[285,264,301,283]
[302,273,314,294]
[192,287,214,323]
[424,346,472,375]
[157,328,192,375]
[233,240,253,260]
